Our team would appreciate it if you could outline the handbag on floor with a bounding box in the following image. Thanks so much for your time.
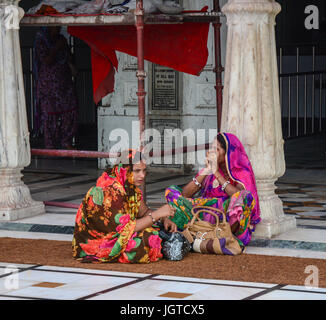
[182,206,243,256]
[157,222,191,261]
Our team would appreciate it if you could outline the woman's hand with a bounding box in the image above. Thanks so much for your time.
[152,204,175,221]
[163,217,178,233]
[204,150,219,175]
[135,204,175,233]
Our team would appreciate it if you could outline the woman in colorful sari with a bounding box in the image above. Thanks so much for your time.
[72,149,177,263]
[165,132,261,250]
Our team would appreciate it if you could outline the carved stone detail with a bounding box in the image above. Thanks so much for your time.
[122,54,138,71]
[196,84,216,108]
[124,82,138,106]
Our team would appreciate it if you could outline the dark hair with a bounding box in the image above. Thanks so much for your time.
[216,134,226,151]
[105,149,146,174]
[104,149,146,201]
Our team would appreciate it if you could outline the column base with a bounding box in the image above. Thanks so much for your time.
[252,179,297,238]
[0,168,45,221]
[0,202,45,221]
[253,216,297,239]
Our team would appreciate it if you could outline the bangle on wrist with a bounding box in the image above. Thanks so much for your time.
[221,180,230,191]
[192,177,202,188]
[148,211,156,223]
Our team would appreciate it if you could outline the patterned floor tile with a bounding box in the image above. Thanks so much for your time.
[32,282,65,288]
[158,292,193,299]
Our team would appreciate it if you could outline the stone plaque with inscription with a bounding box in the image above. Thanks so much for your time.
[149,119,181,168]
[152,64,178,110]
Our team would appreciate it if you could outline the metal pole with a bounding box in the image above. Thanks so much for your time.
[135,0,146,148]
[29,48,34,131]
[312,46,315,133]
[213,0,223,131]
[296,47,299,137]
[320,74,322,132]
[288,77,291,138]
[304,74,307,135]
[135,0,147,200]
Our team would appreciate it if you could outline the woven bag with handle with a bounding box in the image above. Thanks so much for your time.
[182,206,243,255]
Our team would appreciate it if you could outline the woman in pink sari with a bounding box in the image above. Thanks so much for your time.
[165,132,261,249]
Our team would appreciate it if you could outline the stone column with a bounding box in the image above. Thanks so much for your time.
[221,0,296,238]
[0,0,44,220]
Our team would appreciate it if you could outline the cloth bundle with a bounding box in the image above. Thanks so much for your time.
[157,222,191,261]
[182,206,244,256]
[26,0,183,15]
[27,1,88,14]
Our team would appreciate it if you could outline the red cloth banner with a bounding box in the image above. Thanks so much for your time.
[67,8,210,104]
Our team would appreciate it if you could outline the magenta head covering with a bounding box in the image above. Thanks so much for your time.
[219,132,260,225]
[200,132,261,226]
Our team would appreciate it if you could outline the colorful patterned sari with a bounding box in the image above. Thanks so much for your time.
[165,133,261,247]
[72,150,163,263]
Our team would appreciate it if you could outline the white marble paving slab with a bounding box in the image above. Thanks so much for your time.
[270,228,326,243]
[153,275,275,288]
[88,286,156,300]
[296,220,326,227]
[14,214,75,226]
[188,285,265,300]
[89,280,265,300]
[0,296,30,300]
[27,174,94,189]
[36,265,151,278]
[301,187,326,192]
[280,193,309,198]
[245,247,326,260]
[32,188,88,202]
[275,185,299,190]
[292,207,326,212]
[0,230,73,241]
[254,289,326,300]
[54,275,136,299]
[18,269,91,283]
[0,279,39,295]
[146,177,189,192]
[45,206,77,213]
[281,198,316,203]
[4,271,136,299]
[0,262,36,269]
[283,285,326,293]
[297,212,326,217]
[90,279,211,300]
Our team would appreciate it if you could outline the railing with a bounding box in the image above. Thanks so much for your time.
[278,43,326,139]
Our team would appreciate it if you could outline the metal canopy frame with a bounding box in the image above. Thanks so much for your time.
[21,0,224,146]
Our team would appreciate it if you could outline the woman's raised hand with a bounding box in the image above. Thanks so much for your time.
[152,204,176,221]
[202,150,219,175]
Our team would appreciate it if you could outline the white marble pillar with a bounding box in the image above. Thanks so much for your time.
[221,0,296,238]
[0,0,44,220]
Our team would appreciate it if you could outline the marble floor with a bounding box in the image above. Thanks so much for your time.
[0,263,325,300]
[0,134,326,300]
